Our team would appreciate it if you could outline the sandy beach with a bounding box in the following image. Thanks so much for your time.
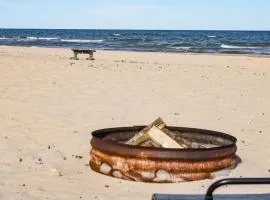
[0,46,269,200]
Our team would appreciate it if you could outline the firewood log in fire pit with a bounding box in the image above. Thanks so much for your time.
[125,117,166,145]
[125,117,189,148]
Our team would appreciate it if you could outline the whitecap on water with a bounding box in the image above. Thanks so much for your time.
[27,36,38,40]
[221,44,256,49]
[39,37,59,41]
[169,46,191,50]
[0,37,10,40]
[61,39,104,43]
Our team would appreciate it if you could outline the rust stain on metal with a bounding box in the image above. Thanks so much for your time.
[89,126,238,183]
[138,151,152,159]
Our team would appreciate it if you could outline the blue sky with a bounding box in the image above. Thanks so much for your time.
[0,0,269,30]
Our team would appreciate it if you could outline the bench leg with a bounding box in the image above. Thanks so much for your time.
[70,52,79,60]
[87,52,95,60]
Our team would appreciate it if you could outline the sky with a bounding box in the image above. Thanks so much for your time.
[0,0,269,30]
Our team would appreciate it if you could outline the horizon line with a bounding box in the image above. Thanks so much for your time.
[0,27,270,31]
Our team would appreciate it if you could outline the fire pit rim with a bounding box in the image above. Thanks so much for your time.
[91,126,237,161]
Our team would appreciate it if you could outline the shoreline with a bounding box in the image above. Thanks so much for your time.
[1,45,270,58]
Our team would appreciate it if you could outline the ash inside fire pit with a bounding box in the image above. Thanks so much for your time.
[90,125,238,183]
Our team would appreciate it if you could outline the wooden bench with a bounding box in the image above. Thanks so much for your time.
[70,49,96,60]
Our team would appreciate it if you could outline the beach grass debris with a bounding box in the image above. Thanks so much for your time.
[72,155,83,159]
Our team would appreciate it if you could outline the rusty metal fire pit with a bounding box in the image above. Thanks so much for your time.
[90,126,238,183]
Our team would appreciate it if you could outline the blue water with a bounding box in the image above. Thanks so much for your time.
[1,29,270,55]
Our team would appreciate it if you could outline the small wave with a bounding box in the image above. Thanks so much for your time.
[221,44,256,49]
[13,36,37,41]
[27,36,38,40]
[208,35,216,38]
[15,37,28,41]
[39,37,59,41]
[113,33,121,36]
[169,46,191,50]
[142,38,153,42]
[0,37,10,40]
[61,39,104,43]
[20,36,59,41]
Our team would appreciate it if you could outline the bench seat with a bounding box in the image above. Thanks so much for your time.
[71,49,96,60]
